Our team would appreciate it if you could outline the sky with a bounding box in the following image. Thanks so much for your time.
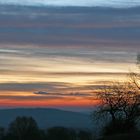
[0,0,140,7]
[0,3,140,111]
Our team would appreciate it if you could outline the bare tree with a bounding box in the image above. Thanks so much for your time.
[131,53,140,89]
[129,72,140,90]
[137,54,140,66]
[94,82,140,134]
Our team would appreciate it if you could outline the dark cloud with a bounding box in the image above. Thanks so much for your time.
[34,91,92,97]
[0,6,140,51]
[0,82,71,92]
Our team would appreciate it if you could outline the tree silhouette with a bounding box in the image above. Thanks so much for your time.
[130,54,140,89]
[7,116,41,140]
[137,54,140,66]
[94,82,140,135]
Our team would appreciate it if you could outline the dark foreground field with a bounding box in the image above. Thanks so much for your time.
[99,133,140,140]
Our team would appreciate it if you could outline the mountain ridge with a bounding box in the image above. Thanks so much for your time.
[0,108,93,130]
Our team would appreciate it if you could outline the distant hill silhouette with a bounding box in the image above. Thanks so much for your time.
[0,108,93,129]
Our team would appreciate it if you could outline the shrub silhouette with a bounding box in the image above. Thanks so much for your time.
[78,130,93,140]
[0,127,5,140]
[46,127,77,140]
[102,119,138,136]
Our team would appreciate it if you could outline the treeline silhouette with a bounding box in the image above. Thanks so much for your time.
[1,116,139,140]
[0,116,93,140]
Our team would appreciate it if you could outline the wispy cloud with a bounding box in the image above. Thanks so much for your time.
[34,91,92,97]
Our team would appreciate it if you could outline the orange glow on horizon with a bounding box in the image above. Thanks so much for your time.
[0,98,100,108]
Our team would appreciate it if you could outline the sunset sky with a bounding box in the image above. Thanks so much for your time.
[0,0,140,111]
